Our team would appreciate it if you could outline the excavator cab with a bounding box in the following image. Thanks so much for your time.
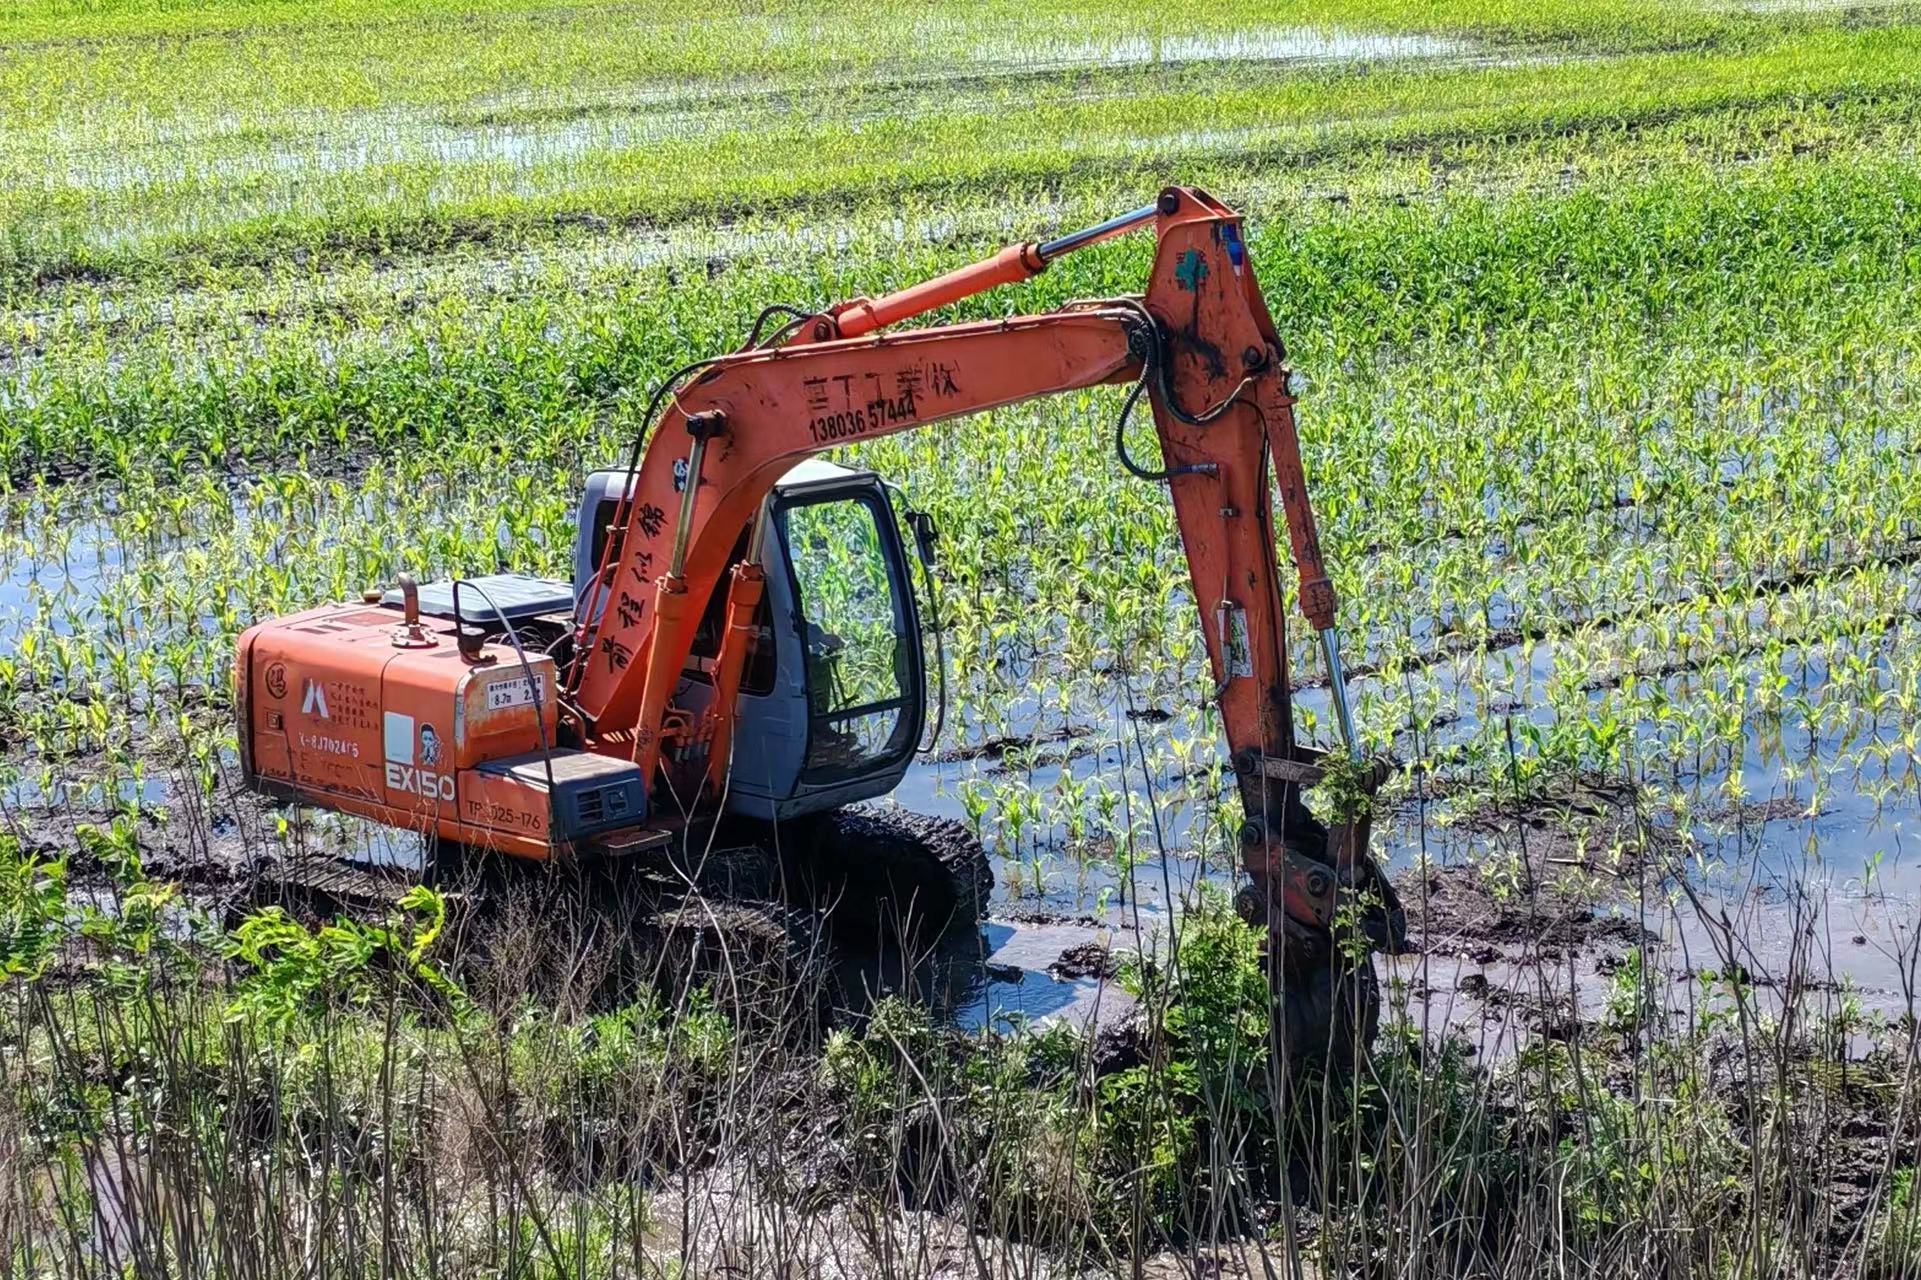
[575,460,929,822]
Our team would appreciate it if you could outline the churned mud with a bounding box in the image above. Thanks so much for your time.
[1384,774,1706,1053]
[1395,773,1666,964]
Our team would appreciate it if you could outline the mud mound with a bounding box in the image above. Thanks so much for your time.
[1399,773,1671,960]
[1456,773,1674,873]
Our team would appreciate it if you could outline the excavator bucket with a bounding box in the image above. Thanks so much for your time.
[1322,760,1408,954]
[1230,751,1405,1072]
[1235,749,1407,956]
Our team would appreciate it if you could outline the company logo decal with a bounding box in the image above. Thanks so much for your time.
[301,679,330,719]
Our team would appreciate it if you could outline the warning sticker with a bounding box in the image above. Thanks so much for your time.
[384,711,415,764]
[484,673,546,710]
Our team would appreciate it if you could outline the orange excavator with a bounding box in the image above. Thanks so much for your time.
[235,186,1404,1062]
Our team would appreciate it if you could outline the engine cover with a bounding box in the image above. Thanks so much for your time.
[235,600,642,858]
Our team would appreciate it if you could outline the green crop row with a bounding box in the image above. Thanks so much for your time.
[0,0,1804,57]
[5,148,1919,881]
[6,152,1917,480]
[2,15,1915,289]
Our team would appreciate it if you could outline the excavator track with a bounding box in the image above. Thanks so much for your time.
[238,854,426,923]
[780,806,993,947]
[650,897,829,1004]
[237,844,827,1018]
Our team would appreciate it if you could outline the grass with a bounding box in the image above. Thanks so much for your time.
[3,848,1915,1275]
[4,0,1921,1272]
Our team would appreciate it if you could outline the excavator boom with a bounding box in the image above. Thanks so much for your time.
[567,185,1391,947]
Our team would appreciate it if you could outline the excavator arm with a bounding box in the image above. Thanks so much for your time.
[568,309,1140,733]
[568,186,1401,953]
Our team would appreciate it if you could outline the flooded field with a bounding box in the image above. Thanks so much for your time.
[5,450,1917,1043]
[5,0,1921,1274]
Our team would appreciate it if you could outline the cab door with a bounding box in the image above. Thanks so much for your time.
[725,468,926,818]
[778,485,923,782]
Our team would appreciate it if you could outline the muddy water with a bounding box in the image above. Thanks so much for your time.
[912,623,1921,1031]
[0,511,120,646]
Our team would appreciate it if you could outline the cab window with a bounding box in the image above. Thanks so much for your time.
[778,492,916,778]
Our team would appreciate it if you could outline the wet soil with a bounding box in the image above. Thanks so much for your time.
[1047,939,1120,981]
[1708,1041,1921,1270]
[931,722,1095,769]
[1394,773,1667,962]
[7,788,275,900]
[984,904,1107,928]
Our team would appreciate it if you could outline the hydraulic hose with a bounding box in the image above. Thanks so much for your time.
[1110,298,1262,479]
[1111,303,1178,483]
[740,302,817,351]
